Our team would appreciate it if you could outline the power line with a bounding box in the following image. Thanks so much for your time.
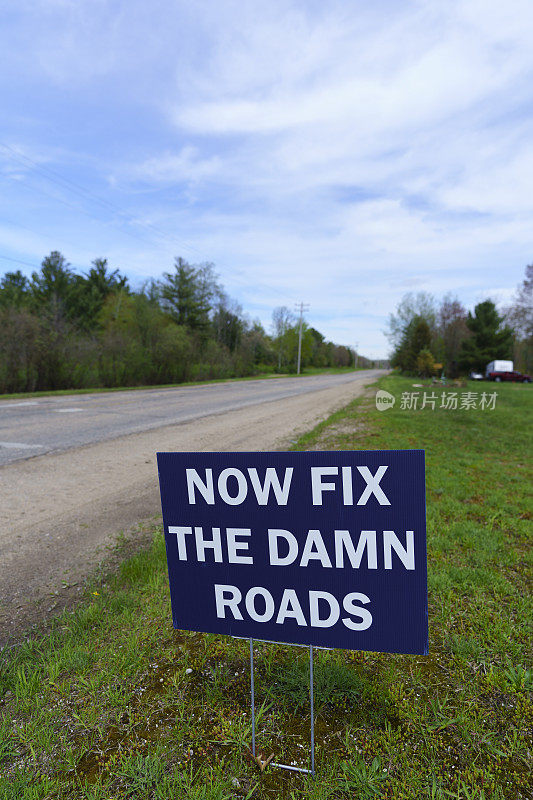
[0,142,218,263]
[0,253,41,270]
[0,214,98,272]
[0,251,85,275]
[1,142,120,215]
[2,166,157,250]
[0,142,179,250]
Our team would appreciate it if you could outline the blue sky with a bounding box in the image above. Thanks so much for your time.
[1,0,532,358]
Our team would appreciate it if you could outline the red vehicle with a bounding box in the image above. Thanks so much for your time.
[487,370,531,383]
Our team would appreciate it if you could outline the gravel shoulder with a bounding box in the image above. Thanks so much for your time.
[0,373,380,646]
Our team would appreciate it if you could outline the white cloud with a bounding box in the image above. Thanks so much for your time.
[129,147,223,184]
[0,0,531,358]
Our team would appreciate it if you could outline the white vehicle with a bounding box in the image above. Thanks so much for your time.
[485,360,513,378]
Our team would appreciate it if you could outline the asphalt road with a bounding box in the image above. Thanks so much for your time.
[0,372,381,466]
[0,369,384,645]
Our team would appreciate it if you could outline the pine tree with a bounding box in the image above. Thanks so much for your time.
[29,251,76,326]
[392,316,432,373]
[0,270,29,309]
[160,257,219,334]
[459,300,513,372]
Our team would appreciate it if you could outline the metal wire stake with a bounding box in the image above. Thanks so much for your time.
[248,639,316,777]
[249,638,256,757]
[310,645,315,776]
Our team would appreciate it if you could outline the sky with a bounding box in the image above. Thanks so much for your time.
[0,0,532,359]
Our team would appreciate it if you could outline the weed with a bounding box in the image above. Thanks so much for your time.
[0,376,531,799]
[342,755,388,795]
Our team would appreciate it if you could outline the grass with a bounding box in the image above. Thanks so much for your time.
[0,374,531,799]
[0,366,363,401]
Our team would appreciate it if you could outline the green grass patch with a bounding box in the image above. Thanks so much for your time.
[0,375,531,798]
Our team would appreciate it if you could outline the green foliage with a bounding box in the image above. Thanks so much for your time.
[388,284,525,377]
[277,323,314,372]
[459,300,514,372]
[342,756,388,795]
[265,651,365,710]
[416,347,436,376]
[0,252,265,393]
[160,257,220,335]
[0,252,356,394]
[0,270,29,309]
[392,315,432,373]
[212,302,243,352]
[271,307,352,372]
[386,291,437,351]
[1,379,531,799]
[438,294,470,377]
[0,308,41,392]
[28,250,76,322]
[506,264,533,373]
[71,258,129,331]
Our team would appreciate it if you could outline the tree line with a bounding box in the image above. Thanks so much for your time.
[0,252,372,394]
[386,264,532,377]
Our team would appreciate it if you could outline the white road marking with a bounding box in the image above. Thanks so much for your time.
[0,442,44,449]
[55,408,84,413]
[0,401,39,409]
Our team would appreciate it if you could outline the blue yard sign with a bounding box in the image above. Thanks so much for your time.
[157,450,428,655]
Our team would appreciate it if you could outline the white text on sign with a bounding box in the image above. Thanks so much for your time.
[185,466,391,506]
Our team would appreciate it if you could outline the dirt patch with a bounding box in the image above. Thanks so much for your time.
[0,518,157,654]
[304,396,376,451]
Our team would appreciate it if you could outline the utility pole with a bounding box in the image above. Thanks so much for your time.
[295,302,309,375]
[354,342,359,370]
